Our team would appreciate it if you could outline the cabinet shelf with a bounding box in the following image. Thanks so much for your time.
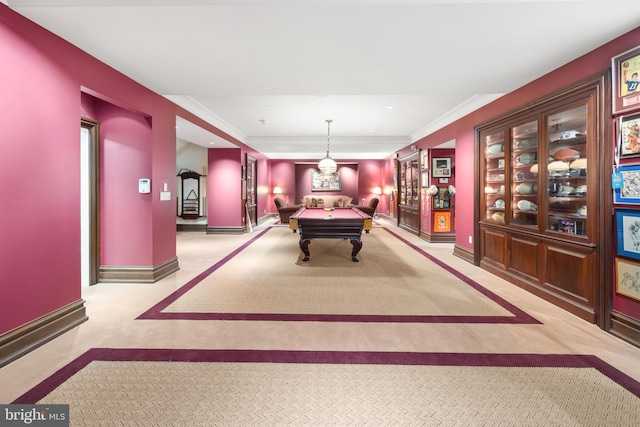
[476,72,608,324]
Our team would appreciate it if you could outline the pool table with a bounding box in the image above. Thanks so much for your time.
[289,207,373,262]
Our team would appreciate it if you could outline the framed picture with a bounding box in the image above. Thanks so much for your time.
[311,170,341,191]
[614,164,640,204]
[557,219,577,234]
[421,151,429,171]
[618,112,640,158]
[615,209,640,260]
[612,45,640,114]
[615,257,640,301]
[421,172,429,187]
[433,211,451,232]
[432,157,452,178]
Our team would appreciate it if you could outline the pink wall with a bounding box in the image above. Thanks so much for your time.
[421,149,455,234]
[208,148,242,227]
[0,8,81,333]
[0,4,178,334]
[96,101,154,265]
[295,163,357,203]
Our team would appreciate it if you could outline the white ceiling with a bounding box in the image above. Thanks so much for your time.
[7,0,640,159]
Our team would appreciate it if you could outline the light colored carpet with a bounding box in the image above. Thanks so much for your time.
[161,226,513,318]
[35,354,640,426]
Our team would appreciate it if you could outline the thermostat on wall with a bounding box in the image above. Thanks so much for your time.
[139,178,151,193]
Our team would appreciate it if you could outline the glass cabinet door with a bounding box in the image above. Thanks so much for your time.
[511,121,539,226]
[483,130,506,223]
[411,157,419,207]
[546,105,588,235]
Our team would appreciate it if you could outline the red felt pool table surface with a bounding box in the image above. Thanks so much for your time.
[291,207,370,220]
[288,207,372,262]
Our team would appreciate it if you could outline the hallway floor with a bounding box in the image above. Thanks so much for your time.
[2,218,639,404]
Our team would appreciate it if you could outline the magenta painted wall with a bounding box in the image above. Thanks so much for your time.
[0,7,81,333]
[208,148,242,227]
[0,4,178,334]
[96,101,154,265]
[296,163,358,203]
[270,160,298,209]
[421,148,455,234]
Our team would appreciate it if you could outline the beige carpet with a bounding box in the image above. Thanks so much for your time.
[155,226,520,319]
[21,349,640,426]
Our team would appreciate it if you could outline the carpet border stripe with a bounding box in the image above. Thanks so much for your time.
[137,226,540,324]
[13,348,640,403]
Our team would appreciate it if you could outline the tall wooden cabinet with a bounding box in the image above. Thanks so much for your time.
[397,152,420,234]
[475,73,611,324]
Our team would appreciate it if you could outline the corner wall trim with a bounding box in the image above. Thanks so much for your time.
[453,244,474,264]
[99,256,179,283]
[0,300,88,368]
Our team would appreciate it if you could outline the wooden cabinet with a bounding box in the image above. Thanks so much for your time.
[476,73,611,324]
[397,152,420,234]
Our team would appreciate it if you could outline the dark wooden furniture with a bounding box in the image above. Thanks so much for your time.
[475,72,611,325]
[245,155,257,227]
[178,171,201,219]
[397,152,420,234]
[289,207,373,262]
[351,198,379,216]
[274,197,300,224]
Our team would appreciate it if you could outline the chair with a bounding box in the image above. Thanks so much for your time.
[274,197,300,224]
[353,198,379,216]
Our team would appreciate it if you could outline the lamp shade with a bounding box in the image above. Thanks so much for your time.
[318,157,337,174]
[373,187,382,195]
[273,186,282,195]
[318,119,337,174]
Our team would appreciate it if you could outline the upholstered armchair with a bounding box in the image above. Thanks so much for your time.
[274,197,300,224]
[353,198,379,216]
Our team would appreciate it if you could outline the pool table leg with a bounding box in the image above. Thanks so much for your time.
[349,238,362,262]
[299,238,311,261]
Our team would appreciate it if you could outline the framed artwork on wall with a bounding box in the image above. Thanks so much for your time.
[617,112,640,158]
[615,257,640,302]
[614,164,640,204]
[311,170,341,191]
[612,45,640,114]
[432,157,452,178]
[615,209,640,260]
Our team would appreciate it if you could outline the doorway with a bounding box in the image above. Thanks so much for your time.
[81,118,100,286]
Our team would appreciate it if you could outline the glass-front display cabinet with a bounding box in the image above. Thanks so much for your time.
[546,105,587,236]
[476,73,609,325]
[397,152,420,234]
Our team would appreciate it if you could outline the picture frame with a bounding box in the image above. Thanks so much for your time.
[433,211,451,232]
[421,171,429,187]
[615,257,640,302]
[311,170,341,191]
[615,209,640,260]
[557,219,577,234]
[432,157,452,178]
[421,151,429,171]
[614,164,640,204]
[612,45,640,114]
[617,112,640,158]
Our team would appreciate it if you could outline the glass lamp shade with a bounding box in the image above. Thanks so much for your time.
[318,157,337,174]
[273,186,282,195]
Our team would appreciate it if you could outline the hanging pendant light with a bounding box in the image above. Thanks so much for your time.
[318,119,337,174]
